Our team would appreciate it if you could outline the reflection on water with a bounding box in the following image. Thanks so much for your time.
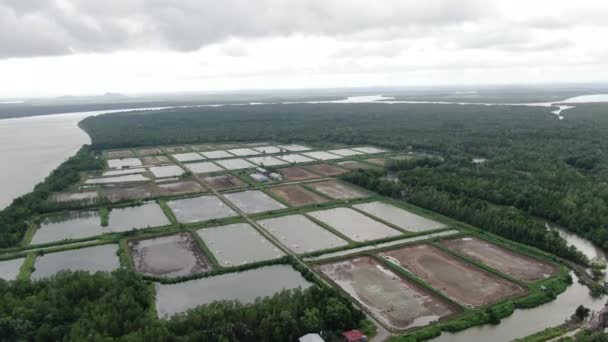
[0,107,173,210]
[547,222,607,264]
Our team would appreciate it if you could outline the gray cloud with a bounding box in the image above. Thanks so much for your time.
[0,0,492,58]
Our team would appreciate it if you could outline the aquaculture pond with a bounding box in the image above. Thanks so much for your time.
[167,195,237,223]
[155,265,311,318]
[223,190,286,214]
[353,201,445,232]
[307,207,401,242]
[0,258,24,281]
[107,202,171,233]
[197,223,284,266]
[31,244,120,280]
[316,256,460,331]
[31,210,105,245]
[128,233,212,278]
[258,214,348,254]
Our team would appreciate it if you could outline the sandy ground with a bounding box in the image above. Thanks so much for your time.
[439,237,559,282]
[381,244,527,308]
[157,181,204,196]
[269,185,328,205]
[316,256,460,331]
[304,163,348,176]
[103,183,155,202]
[276,166,320,180]
[307,180,368,199]
[128,232,212,278]
[202,174,246,190]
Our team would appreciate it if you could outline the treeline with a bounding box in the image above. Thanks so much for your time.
[343,166,588,265]
[0,146,104,248]
[0,270,363,341]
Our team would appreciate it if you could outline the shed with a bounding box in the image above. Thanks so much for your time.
[342,330,368,342]
[250,173,270,182]
[299,333,325,342]
[269,172,283,181]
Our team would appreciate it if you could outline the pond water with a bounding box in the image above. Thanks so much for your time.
[353,202,445,233]
[257,214,348,254]
[107,202,171,233]
[197,223,284,266]
[31,210,104,245]
[31,244,120,280]
[307,207,401,242]
[167,195,237,223]
[155,264,311,318]
[0,258,24,280]
[223,190,286,214]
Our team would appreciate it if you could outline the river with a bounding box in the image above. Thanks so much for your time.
[0,107,171,209]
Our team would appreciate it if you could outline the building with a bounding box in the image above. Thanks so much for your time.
[299,333,325,342]
[268,172,283,181]
[342,330,368,342]
[250,173,270,182]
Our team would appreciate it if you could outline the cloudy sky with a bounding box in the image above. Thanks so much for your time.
[1,0,608,97]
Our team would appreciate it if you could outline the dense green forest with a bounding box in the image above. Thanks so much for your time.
[0,146,104,248]
[80,102,608,262]
[0,270,362,341]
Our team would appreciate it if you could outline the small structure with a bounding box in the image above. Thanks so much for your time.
[256,167,268,174]
[268,172,283,181]
[299,333,325,342]
[342,330,368,342]
[250,173,271,183]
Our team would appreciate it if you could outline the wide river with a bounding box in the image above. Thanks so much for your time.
[0,107,169,209]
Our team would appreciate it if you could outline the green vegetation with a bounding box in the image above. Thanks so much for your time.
[0,270,363,341]
[0,146,104,248]
[343,167,588,265]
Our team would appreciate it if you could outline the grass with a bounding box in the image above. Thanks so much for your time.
[16,253,36,280]
[100,207,109,226]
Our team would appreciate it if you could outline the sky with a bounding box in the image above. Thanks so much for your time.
[1,0,608,98]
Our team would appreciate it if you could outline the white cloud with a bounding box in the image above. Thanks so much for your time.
[0,0,607,97]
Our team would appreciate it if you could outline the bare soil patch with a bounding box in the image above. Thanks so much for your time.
[107,150,135,159]
[157,181,204,196]
[163,146,191,153]
[128,232,212,278]
[315,256,461,331]
[141,155,172,165]
[103,183,156,202]
[365,158,387,166]
[269,185,328,206]
[307,180,368,199]
[439,237,559,282]
[380,244,527,308]
[276,166,320,181]
[337,161,373,170]
[136,148,163,156]
[304,163,348,176]
[202,174,246,190]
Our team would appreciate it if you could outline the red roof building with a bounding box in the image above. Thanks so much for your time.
[342,329,368,342]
